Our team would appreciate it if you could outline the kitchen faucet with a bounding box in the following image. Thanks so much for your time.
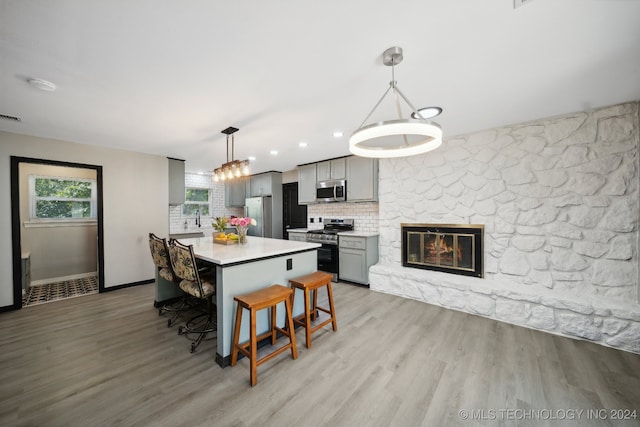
[195,210,201,227]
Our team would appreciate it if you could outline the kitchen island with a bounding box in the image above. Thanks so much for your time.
[178,235,320,367]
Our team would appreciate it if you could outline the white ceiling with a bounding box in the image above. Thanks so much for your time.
[1,0,639,174]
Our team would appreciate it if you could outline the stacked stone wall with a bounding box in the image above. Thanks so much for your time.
[371,102,640,353]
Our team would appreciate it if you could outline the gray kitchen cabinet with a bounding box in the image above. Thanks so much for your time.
[338,234,379,285]
[249,172,281,197]
[287,231,307,242]
[297,163,317,204]
[225,176,249,207]
[317,158,346,182]
[346,156,378,202]
[168,158,185,205]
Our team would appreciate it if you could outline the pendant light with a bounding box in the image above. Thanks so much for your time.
[213,127,250,182]
[349,46,443,158]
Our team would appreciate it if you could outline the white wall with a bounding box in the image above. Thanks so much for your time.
[0,131,169,307]
[370,102,640,354]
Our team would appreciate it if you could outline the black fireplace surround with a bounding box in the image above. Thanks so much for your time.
[401,224,484,278]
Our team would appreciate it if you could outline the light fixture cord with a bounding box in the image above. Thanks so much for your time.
[391,59,403,119]
[389,59,410,146]
[357,85,392,129]
[356,53,425,146]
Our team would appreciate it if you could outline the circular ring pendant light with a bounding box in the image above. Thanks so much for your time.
[349,47,443,158]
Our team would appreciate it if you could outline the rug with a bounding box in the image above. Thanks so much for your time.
[22,276,98,307]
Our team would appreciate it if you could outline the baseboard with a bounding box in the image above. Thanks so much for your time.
[31,271,97,287]
[102,278,154,293]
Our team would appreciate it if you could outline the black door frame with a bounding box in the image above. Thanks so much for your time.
[9,156,105,310]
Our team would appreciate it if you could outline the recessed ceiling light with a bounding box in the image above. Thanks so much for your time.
[333,131,343,138]
[270,150,278,156]
[298,142,308,148]
[410,106,443,119]
[248,156,256,161]
[28,78,56,92]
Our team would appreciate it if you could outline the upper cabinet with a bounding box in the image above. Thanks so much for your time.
[225,176,248,207]
[168,158,185,205]
[346,157,378,202]
[249,172,282,197]
[316,158,346,182]
[225,172,282,206]
[297,156,378,204]
[297,164,317,204]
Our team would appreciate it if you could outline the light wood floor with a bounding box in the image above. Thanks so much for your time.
[1,282,639,427]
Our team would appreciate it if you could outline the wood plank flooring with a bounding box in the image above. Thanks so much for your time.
[1,282,639,427]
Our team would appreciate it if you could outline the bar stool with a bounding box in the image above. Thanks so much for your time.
[289,271,337,349]
[231,285,297,386]
[148,233,188,327]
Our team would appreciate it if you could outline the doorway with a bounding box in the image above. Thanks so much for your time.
[10,156,105,310]
[282,182,307,239]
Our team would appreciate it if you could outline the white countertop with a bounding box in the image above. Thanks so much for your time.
[287,228,310,233]
[178,236,320,265]
[287,228,379,237]
[338,231,379,237]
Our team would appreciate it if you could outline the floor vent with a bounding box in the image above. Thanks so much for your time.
[0,114,22,122]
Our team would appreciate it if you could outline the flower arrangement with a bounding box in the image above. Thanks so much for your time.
[229,217,256,243]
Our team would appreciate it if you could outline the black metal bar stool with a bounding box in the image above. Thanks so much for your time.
[167,239,216,353]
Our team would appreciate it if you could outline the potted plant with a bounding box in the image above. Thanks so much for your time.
[212,216,228,238]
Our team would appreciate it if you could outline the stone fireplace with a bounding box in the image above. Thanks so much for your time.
[402,224,484,278]
[369,102,640,355]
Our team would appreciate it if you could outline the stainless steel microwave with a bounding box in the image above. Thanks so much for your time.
[316,179,346,202]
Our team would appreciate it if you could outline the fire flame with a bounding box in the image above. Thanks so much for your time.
[426,235,462,262]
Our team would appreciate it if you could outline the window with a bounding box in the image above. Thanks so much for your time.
[29,175,97,220]
[183,188,210,216]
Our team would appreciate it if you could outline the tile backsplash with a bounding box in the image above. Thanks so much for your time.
[307,202,379,232]
[169,172,243,235]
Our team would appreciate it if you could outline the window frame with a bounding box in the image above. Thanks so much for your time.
[26,175,98,226]
[182,187,211,217]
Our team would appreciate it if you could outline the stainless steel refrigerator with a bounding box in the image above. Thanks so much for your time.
[244,196,273,238]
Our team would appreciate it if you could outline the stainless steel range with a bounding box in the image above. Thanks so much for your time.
[306,218,354,282]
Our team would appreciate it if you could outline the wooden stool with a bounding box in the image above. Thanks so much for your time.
[289,271,337,349]
[230,284,297,386]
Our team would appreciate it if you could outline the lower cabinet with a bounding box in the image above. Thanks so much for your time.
[338,235,378,285]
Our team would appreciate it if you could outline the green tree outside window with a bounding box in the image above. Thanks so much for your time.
[183,188,210,216]
[31,176,96,219]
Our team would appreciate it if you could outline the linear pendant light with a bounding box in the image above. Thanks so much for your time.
[349,46,443,158]
[213,127,250,182]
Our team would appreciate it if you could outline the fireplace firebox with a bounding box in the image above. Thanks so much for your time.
[401,224,484,278]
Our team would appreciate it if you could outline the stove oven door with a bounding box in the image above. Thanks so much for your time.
[317,243,338,282]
